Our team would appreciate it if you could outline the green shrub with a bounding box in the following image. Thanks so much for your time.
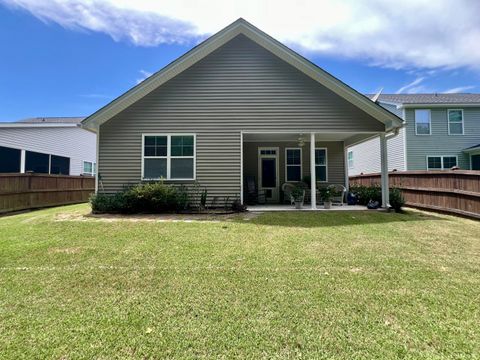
[90,181,187,214]
[126,182,179,213]
[318,185,340,202]
[176,185,190,211]
[349,184,381,205]
[89,192,129,214]
[350,185,405,212]
[389,187,405,213]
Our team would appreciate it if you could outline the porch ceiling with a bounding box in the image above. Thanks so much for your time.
[243,132,378,142]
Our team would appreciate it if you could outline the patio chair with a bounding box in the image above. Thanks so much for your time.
[244,176,266,205]
[281,183,296,204]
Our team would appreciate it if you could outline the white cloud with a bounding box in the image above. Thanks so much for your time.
[444,85,476,93]
[396,77,425,94]
[2,0,480,71]
[136,69,153,84]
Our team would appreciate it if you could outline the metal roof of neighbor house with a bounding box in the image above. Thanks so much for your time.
[368,93,480,105]
[17,117,85,124]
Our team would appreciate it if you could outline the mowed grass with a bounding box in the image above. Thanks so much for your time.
[0,205,479,359]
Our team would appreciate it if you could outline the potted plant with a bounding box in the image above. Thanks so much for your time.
[291,185,305,209]
[318,185,339,209]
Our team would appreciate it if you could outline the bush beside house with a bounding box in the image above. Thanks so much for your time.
[90,181,242,214]
[349,184,405,212]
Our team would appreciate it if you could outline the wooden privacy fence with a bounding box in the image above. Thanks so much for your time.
[0,173,95,214]
[349,170,480,219]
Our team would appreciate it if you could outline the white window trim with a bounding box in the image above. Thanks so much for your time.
[415,109,432,135]
[83,160,96,176]
[347,150,354,169]
[426,155,458,170]
[284,147,302,182]
[141,133,196,181]
[315,147,328,182]
[447,109,464,135]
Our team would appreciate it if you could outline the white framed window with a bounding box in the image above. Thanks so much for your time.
[427,155,457,170]
[285,147,302,182]
[142,134,196,180]
[83,161,96,176]
[448,109,464,135]
[315,148,328,182]
[415,109,431,135]
[347,150,354,169]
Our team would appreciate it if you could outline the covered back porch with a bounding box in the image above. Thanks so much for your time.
[241,131,391,209]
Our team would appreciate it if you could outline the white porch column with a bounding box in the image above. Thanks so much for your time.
[344,146,349,193]
[20,149,26,173]
[380,133,389,208]
[310,132,317,209]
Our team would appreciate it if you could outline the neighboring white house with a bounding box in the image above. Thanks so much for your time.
[0,117,96,176]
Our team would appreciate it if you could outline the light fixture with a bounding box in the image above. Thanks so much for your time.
[297,134,305,147]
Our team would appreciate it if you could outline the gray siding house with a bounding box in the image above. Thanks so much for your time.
[82,19,403,208]
[348,94,480,175]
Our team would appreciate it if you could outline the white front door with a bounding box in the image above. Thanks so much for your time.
[258,147,279,203]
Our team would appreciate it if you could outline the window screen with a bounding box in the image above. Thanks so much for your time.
[415,109,431,135]
[0,146,21,173]
[50,155,70,175]
[25,151,49,173]
[285,148,301,182]
[315,149,327,181]
[427,157,442,170]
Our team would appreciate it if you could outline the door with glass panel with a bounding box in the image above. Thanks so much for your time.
[258,147,279,203]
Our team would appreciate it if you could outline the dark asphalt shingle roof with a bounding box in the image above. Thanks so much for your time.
[17,117,85,124]
[367,93,480,104]
[464,143,480,150]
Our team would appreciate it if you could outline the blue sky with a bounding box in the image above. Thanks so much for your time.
[1,0,479,122]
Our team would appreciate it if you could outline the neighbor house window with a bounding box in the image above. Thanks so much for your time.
[83,161,96,176]
[427,156,457,170]
[50,155,70,175]
[448,109,464,135]
[347,150,354,169]
[415,109,431,135]
[315,148,327,182]
[285,148,302,182]
[443,156,457,169]
[25,151,49,173]
[0,146,21,173]
[142,134,195,180]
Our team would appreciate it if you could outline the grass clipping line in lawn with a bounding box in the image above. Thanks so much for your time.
[0,203,479,359]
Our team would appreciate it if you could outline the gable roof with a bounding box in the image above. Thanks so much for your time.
[81,18,403,131]
[370,93,480,106]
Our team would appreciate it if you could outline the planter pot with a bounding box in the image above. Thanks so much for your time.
[324,201,332,209]
[294,201,303,209]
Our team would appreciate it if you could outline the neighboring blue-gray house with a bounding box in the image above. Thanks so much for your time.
[348,94,480,175]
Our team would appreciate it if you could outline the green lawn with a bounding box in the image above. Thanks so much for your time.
[1,205,479,359]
